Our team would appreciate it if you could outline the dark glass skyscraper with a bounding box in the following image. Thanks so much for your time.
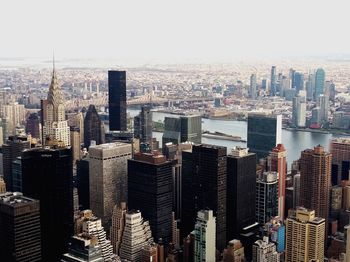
[181,144,227,251]
[134,105,153,144]
[315,68,325,100]
[21,147,74,261]
[25,113,40,139]
[76,157,90,210]
[0,192,42,262]
[108,71,127,131]
[84,104,105,148]
[2,135,30,191]
[227,147,257,241]
[128,152,173,244]
[247,113,282,160]
[162,115,202,148]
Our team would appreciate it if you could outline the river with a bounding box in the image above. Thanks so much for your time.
[128,109,348,167]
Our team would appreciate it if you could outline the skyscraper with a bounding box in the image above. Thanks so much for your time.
[68,112,84,144]
[247,113,282,160]
[268,144,287,220]
[21,147,73,261]
[285,208,325,262]
[317,94,329,124]
[128,152,173,244]
[0,192,42,262]
[162,115,202,148]
[299,145,331,226]
[70,127,81,165]
[2,135,30,191]
[43,65,70,146]
[134,105,153,145]
[252,237,279,262]
[61,235,104,262]
[110,202,127,255]
[84,104,105,149]
[25,112,41,139]
[194,210,216,262]
[227,147,256,240]
[108,71,127,131]
[314,68,326,99]
[89,142,132,225]
[293,72,304,92]
[330,138,350,185]
[119,210,154,261]
[249,73,257,99]
[270,66,277,96]
[76,157,90,210]
[181,144,227,250]
[292,95,306,127]
[74,210,117,262]
[256,172,279,224]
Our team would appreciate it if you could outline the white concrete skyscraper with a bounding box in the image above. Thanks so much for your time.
[119,210,154,262]
[194,210,216,262]
[43,63,70,146]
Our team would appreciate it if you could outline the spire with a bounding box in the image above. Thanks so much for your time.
[47,55,64,116]
[53,51,55,72]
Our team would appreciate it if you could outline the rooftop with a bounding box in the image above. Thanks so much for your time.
[0,192,37,206]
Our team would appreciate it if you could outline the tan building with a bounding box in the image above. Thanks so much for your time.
[330,138,350,185]
[110,202,127,254]
[285,208,325,262]
[68,112,84,144]
[70,127,81,166]
[1,102,26,135]
[299,145,331,225]
[0,176,6,193]
[89,142,132,225]
[141,243,158,262]
[223,239,245,262]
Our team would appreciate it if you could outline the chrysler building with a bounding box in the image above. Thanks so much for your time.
[43,63,70,146]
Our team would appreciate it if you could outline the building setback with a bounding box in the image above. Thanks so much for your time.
[0,192,42,262]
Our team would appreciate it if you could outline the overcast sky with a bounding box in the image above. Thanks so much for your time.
[0,0,349,63]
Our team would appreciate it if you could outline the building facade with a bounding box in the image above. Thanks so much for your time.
[0,192,41,262]
[227,147,256,240]
[247,113,282,160]
[108,71,127,131]
[89,142,132,225]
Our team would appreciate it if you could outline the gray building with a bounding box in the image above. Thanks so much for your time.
[89,142,132,225]
[247,114,282,160]
[292,95,306,127]
[250,74,257,99]
[162,115,201,148]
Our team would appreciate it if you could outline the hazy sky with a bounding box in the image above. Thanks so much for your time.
[0,0,349,63]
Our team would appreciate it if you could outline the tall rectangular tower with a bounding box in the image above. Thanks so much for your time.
[268,144,287,220]
[299,145,331,227]
[181,144,227,251]
[89,142,132,225]
[21,147,73,261]
[108,71,127,131]
[330,138,350,185]
[247,113,282,161]
[128,152,173,244]
[2,135,30,191]
[194,210,216,262]
[227,147,256,240]
[0,192,41,262]
[285,208,325,262]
